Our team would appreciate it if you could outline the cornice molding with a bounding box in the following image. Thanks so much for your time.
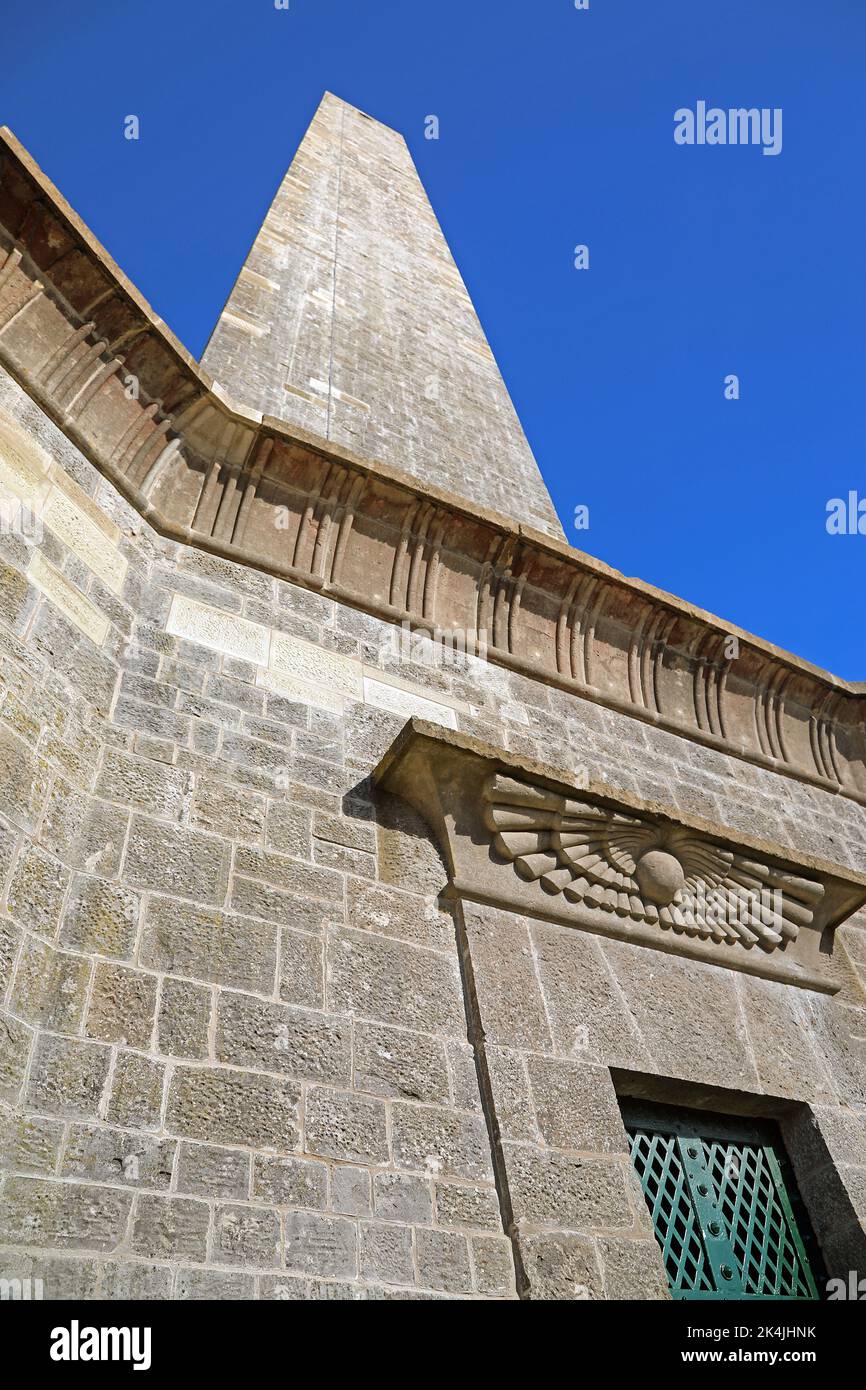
[1,128,864,803]
[374,721,866,993]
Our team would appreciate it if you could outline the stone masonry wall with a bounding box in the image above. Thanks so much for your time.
[0,364,864,1299]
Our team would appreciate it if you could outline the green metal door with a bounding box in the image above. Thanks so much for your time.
[622,1101,820,1300]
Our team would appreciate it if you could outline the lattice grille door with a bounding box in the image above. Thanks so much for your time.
[623,1103,820,1300]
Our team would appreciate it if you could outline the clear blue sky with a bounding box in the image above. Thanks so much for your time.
[4,0,864,677]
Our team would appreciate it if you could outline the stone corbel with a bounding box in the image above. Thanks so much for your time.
[373,720,866,994]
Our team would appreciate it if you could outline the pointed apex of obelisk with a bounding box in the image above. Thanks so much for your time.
[200,93,563,539]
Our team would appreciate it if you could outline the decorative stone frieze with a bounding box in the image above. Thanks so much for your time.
[1,127,864,805]
[374,721,866,993]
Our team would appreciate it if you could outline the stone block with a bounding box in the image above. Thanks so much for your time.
[27,551,109,645]
[229,876,332,932]
[216,992,351,1085]
[504,1146,634,1231]
[25,1034,110,1119]
[471,1234,515,1296]
[0,1177,130,1252]
[166,593,269,663]
[174,1268,255,1299]
[360,1221,414,1286]
[100,1263,173,1300]
[0,1011,32,1103]
[166,1066,300,1151]
[86,963,156,1048]
[283,1211,358,1279]
[525,1057,628,1153]
[529,921,650,1067]
[215,1204,281,1266]
[60,874,140,958]
[10,936,90,1031]
[463,904,552,1051]
[278,928,324,1009]
[7,843,70,938]
[353,1019,451,1104]
[521,1232,603,1300]
[158,976,212,1059]
[304,1086,389,1165]
[41,779,127,876]
[177,1142,250,1201]
[61,1125,176,1190]
[603,941,758,1090]
[131,1195,209,1260]
[391,1103,494,1183]
[372,1172,432,1224]
[330,1165,371,1217]
[415,1227,472,1293]
[234,844,343,903]
[327,926,464,1036]
[141,896,277,993]
[96,748,188,820]
[434,1181,501,1232]
[0,1108,64,1174]
[253,1154,328,1208]
[598,1236,670,1300]
[124,816,230,905]
[266,802,312,858]
[191,777,266,842]
[106,1051,165,1130]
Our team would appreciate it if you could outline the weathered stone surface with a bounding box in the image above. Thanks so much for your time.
[415,1227,472,1293]
[345,878,454,953]
[330,1165,372,1217]
[327,926,464,1035]
[278,928,324,1008]
[7,844,69,939]
[525,1058,628,1154]
[0,1011,32,1104]
[0,1177,131,1251]
[107,1052,165,1131]
[598,1236,671,1300]
[60,874,140,958]
[504,1146,635,1231]
[603,942,759,1091]
[166,1066,301,1151]
[360,1221,414,1286]
[62,1125,176,1190]
[391,1104,494,1183]
[216,992,351,1085]
[283,1211,358,1279]
[521,1232,603,1300]
[177,1143,250,1201]
[0,1108,64,1174]
[131,1195,209,1260]
[434,1181,501,1232]
[372,1172,432,1225]
[471,1234,515,1297]
[463,905,553,1050]
[158,977,212,1059]
[124,816,230,904]
[215,1204,280,1266]
[86,963,156,1048]
[25,1034,110,1119]
[304,1086,389,1165]
[10,937,90,1031]
[174,1268,255,1300]
[253,1154,328,1209]
[353,1020,451,1104]
[141,897,277,993]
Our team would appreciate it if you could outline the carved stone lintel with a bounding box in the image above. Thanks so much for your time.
[374,721,866,994]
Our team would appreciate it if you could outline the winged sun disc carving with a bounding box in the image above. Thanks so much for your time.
[482,774,824,953]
